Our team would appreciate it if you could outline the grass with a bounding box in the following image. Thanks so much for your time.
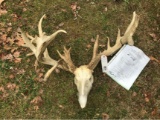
[0,0,160,119]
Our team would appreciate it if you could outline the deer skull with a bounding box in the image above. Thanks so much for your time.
[58,11,139,108]
[74,65,93,108]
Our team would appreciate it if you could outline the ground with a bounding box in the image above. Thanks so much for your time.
[0,0,160,119]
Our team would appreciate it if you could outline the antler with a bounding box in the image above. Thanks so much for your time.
[19,14,67,81]
[57,47,76,73]
[87,11,140,69]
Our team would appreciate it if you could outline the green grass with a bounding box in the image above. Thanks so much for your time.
[0,0,160,119]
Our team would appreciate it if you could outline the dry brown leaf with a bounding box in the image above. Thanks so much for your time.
[55,68,60,73]
[38,73,44,78]
[6,83,17,90]
[2,92,9,99]
[3,45,12,50]
[0,34,7,42]
[86,44,91,49]
[15,32,24,46]
[11,47,18,53]
[27,58,30,62]
[102,113,109,120]
[7,26,12,32]
[38,89,43,95]
[13,51,20,58]
[7,37,14,45]
[149,56,160,64]
[33,105,39,111]
[1,54,13,60]
[70,2,77,11]
[132,91,137,97]
[151,108,158,116]
[0,86,5,92]
[9,74,14,79]
[145,97,150,102]
[23,8,27,12]
[91,38,95,43]
[140,109,147,117]
[149,33,157,41]
[14,57,22,63]
[0,9,7,16]
[70,2,81,19]
[30,96,43,105]
[16,69,25,74]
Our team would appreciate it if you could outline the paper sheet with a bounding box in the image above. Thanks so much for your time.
[106,45,150,90]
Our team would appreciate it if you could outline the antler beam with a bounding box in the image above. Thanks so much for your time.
[20,14,67,81]
[87,11,140,69]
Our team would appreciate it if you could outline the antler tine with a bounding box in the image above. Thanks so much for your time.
[121,11,139,45]
[19,28,36,54]
[92,35,99,60]
[88,11,139,70]
[57,47,76,73]
[38,14,46,37]
[44,61,59,81]
[87,35,100,69]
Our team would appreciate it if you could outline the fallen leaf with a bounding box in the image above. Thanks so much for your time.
[70,2,77,11]
[13,51,20,58]
[30,96,43,105]
[55,68,60,73]
[145,97,150,102]
[132,91,137,97]
[7,37,14,45]
[27,59,30,62]
[102,113,109,120]
[2,92,9,99]
[149,56,160,64]
[15,31,24,46]
[70,2,82,19]
[86,44,91,48]
[10,13,18,22]
[14,57,22,63]
[151,108,157,116]
[23,8,27,12]
[38,73,44,78]
[9,74,14,79]
[149,33,157,41]
[140,109,147,117]
[91,38,95,42]
[1,54,13,60]
[0,9,7,16]
[16,69,25,74]
[3,45,12,51]
[0,86,5,92]
[0,34,7,42]
[33,105,39,111]
[38,89,43,95]
[6,83,17,90]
